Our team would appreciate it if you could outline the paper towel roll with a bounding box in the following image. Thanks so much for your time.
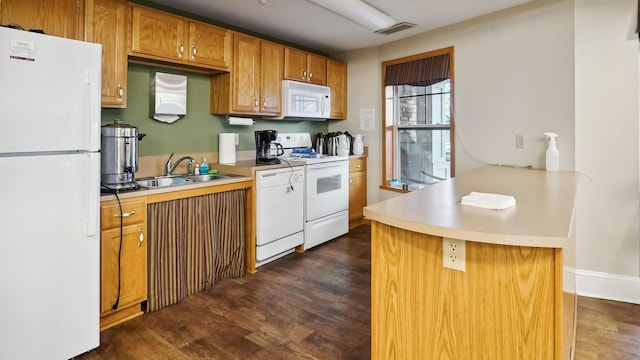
[227,117,254,126]
[219,133,238,164]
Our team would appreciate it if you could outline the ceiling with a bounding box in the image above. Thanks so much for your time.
[147,0,536,55]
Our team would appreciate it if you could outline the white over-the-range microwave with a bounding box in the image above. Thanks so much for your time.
[274,80,331,120]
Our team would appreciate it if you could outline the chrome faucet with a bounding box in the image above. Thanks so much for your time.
[165,153,195,176]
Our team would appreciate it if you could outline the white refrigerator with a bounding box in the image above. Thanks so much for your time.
[0,27,101,359]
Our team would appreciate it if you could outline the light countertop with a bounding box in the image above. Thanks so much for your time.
[363,166,581,248]
[100,175,253,202]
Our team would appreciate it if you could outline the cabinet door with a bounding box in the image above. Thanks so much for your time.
[232,33,261,113]
[306,53,327,85]
[260,41,284,114]
[284,47,307,82]
[0,0,84,40]
[131,5,188,61]
[188,21,231,70]
[89,0,127,108]
[349,170,366,223]
[100,224,147,316]
[327,59,347,119]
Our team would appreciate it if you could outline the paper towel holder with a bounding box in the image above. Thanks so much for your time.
[226,115,254,126]
[150,72,187,123]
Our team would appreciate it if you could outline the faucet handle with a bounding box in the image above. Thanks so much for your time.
[187,159,195,175]
[165,153,175,175]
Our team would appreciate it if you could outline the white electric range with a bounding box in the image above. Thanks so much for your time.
[276,133,350,250]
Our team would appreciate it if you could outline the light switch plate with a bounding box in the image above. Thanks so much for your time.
[516,133,526,149]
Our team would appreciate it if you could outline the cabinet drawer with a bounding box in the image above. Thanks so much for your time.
[349,158,366,173]
[101,198,146,230]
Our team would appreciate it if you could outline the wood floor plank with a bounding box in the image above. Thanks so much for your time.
[78,225,640,359]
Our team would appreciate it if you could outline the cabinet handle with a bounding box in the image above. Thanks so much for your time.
[263,99,267,107]
[117,84,123,100]
[179,43,184,57]
[309,71,313,80]
[356,164,361,168]
[113,210,135,218]
[254,98,258,108]
[192,46,197,59]
[138,226,144,247]
[349,177,353,184]
[302,70,306,80]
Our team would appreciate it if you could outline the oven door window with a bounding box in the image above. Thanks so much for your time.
[317,174,342,194]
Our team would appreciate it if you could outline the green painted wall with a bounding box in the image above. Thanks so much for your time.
[101,63,328,156]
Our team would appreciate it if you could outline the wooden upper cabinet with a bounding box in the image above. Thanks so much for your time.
[130,5,188,61]
[306,52,327,85]
[231,33,261,114]
[327,59,348,119]
[86,0,127,108]
[283,47,307,82]
[130,5,230,71]
[284,47,327,85]
[211,33,283,116]
[0,0,84,40]
[260,40,284,114]
[188,21,231,69]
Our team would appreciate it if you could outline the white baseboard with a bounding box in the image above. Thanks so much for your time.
[576,269,640,304]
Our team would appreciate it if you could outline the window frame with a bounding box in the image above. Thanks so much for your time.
[381,47,455,192]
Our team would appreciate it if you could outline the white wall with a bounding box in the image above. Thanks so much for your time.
[574,0,640,302]
[332,0,640,302]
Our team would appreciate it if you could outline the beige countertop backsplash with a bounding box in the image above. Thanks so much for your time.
[136,147,368,179]
[136,150,257,178]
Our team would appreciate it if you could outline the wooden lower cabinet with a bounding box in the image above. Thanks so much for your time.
[349,157,367,228]
[100,197,147,331]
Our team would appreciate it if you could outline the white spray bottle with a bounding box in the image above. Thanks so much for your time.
[544,132,559,171]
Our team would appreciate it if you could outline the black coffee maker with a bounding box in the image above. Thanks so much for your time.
[255,130,284,164]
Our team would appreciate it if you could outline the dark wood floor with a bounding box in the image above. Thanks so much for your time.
[78,225,640,360]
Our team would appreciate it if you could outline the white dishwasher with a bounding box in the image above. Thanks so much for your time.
[255,166,305,267]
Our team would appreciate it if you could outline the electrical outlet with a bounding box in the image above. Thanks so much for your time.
[516,133,526,149]
[443,238,466,271]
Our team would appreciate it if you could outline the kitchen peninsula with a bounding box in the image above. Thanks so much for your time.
[364,166,579,359]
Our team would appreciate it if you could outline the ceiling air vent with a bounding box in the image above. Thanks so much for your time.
[374,22,416,35]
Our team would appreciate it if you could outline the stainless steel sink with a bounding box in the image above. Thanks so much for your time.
[136,175,193,188]
[185,174,234,182]
[137,173,239,188]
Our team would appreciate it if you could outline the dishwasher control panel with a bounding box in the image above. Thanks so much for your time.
[256,166,304,188]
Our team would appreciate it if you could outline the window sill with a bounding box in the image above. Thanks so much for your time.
[379,185,409,193]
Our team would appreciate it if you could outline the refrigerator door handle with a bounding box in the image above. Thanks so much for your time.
[87,70,101,151]
[86,153,99,237]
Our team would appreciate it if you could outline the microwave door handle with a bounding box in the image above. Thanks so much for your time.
[322,96,327,115]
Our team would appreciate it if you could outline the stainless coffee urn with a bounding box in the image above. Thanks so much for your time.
[100,119,145,191]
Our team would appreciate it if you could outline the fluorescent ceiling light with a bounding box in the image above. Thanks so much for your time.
[306,0,395,31]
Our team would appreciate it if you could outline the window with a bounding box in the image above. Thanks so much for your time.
[382,47,454,189]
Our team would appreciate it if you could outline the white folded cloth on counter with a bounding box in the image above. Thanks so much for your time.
[460,192,516,210]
